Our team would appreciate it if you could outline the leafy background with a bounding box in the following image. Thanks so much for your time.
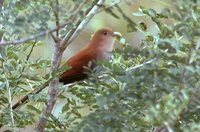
[1,0,200,131]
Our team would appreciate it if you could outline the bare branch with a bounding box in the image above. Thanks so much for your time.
[126,58,157,73]
[0,22,70,46]
[115,4,137,31]
[49,0,60,39]
[97,0,121,18]
[16,41,37,80]
[50,32,57,43]
[12,77,54,109]
[61,0,105,49]
[73,0,87,17]
[35,46,63,132]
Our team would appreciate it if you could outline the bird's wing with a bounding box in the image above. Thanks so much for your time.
[59,47,98,84]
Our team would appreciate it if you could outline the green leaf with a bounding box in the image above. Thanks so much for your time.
[62,102,70,113]
[71,109,81,118]
[26,105,41,114]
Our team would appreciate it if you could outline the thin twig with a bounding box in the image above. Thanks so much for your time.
[97,0,121,18]
[72,0,87,17]
[115,4,137,31]
[49,0,60,41]
[60,0,98,49]
[61,0,105,48]
[0,22,70,46]
[66,0,89,24]
[17,41,37,80]
[12,77,54,109]
[55,0,59,38]
[126,58,157,73]
[50,32,57,43]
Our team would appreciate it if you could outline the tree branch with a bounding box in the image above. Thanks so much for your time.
[0,22,70,46]
[61,0,104,49]
[126,58,157,73]
[12,76,54,109]
[49,0,60,43]
[35,46,63,132]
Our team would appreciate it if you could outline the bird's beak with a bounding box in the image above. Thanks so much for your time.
[112,32,126,44]
[112,32,122,38]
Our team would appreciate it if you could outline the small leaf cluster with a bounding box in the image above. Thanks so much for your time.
[0,42,51,128]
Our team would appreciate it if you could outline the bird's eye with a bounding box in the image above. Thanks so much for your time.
[103,32,108,35]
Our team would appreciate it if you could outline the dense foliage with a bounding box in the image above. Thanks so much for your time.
[1,0,200,131]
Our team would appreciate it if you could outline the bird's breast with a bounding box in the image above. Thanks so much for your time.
[100,51,112,60]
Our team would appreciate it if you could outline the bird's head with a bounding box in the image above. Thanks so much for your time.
[89,27,122,51]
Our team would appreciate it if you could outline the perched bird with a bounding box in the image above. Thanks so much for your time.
[12,27,121,109]
[59,27,122,84]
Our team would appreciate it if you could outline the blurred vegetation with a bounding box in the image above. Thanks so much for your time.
[1,0,200,131]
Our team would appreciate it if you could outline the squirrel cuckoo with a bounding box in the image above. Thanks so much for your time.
[12,27,121,109]
[59,27,122,84]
